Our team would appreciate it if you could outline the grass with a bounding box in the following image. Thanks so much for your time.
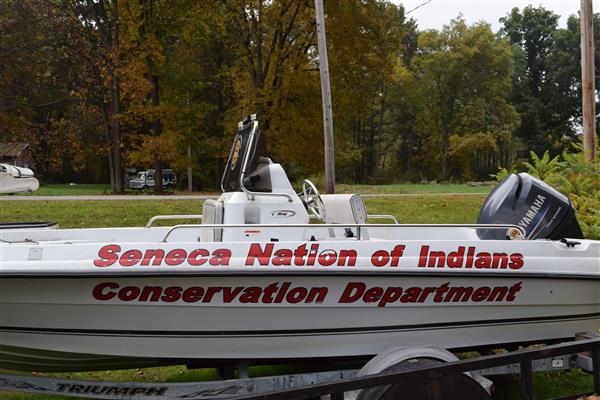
[3,184,111,196]
[1,182,491,196]
[491,370,594,399]
[0,196,486,228]
[0,191,594,400]
[337,182,492,195]
[0,200,201,228]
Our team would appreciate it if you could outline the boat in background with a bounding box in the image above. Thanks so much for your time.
[0,163,39,194]
[0,115,598,372]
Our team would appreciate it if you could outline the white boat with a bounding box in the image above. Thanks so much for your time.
[0,115,598,372]
[0,163,39,194]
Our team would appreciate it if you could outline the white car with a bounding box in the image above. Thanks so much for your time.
[0,164,39,194]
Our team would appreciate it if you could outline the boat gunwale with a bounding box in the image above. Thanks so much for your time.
[0,271,598,279]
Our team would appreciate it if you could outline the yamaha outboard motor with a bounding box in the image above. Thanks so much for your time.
[477,173,583,240]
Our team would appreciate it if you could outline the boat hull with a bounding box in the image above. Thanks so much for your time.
[1,274,598,371]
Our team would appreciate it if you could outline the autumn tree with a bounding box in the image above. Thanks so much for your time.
[410,19,518,180]
[502,7,600,155]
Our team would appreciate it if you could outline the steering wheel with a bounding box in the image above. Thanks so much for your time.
[301,179,326,220]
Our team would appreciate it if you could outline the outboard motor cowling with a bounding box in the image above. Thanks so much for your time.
[477,173,583,240]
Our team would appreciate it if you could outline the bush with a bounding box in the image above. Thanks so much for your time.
[492,142,600,239]
[545,144,600,240]
[489,167,517,182]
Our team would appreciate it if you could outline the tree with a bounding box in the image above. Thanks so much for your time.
[323,0,408,182]
[0,0,108,183]
[411,19,518,180]
[54,0,125,193]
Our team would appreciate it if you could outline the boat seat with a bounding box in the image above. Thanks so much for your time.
[200,199,223,241]
[320,194,367,224]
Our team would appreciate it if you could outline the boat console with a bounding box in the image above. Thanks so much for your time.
[202,115,309,242]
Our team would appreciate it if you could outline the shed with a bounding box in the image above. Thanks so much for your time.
[0,143,33,168]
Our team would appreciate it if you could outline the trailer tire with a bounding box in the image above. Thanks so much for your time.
[356,358,491,400]
[355,358,490,400]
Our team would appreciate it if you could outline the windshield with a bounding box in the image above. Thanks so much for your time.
[221,120,267,192]
[136,172,145,179]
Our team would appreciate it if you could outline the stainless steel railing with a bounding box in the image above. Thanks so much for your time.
[145,215,204,228]
[160,223,525,242]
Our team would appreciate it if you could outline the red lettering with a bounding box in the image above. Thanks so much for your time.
[506,282,522,301]
[182,287,204,303]
[474,252,492,269]
[472,286,491,302]
[94,244,121,267]
[487,286,508,301]
[379,287,403,307]
[371,250,390,267]
[161,287,182,302]
[118,286,140,301]
[120,250,142,267]
[509,254,524,269]
[240,287,262,303]
[210,249,231,265]
[428,251,446,268]
[246,244,273,266]
[446,247,465,268]
[491,253,508,269]
[221,287,241,303]
[318,250,337,266]
[417,287,437,303]
[92,282,119,300]
[202,287,223,302]
[390,245,405,267]
[139,286,162,302]
[338,249,357,266]
[165,249,187,266]
[418,246,429,268]
[141,249,165,266]
[286,287,308,303]
[400,287,422,303]
[272,249,292,266]
[305,287,328,303]
[363,287,383,303]
[187,249,209,266]
[339,282,366,303]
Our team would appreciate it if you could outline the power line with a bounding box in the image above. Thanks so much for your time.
[406,0,432,15]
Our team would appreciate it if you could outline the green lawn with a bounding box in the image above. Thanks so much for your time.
[0,194,594,400]
[0,196,486,228]
[2,184,111,196]
[0,182,491,196]
[337,182,492,195]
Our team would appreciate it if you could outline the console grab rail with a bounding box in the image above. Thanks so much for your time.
[161,223,525,242]
[145,215,204,228]
[367,214,399,224]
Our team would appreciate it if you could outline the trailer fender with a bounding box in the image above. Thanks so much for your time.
[346,347,492,400]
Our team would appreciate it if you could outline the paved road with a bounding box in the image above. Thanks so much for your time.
[0,192,488,201]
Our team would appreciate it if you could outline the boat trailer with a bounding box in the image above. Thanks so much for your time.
[0,334,598,400]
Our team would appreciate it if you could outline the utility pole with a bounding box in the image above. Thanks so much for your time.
[315,0,336,193]
[580,0,597,163]
[187,145,193,192]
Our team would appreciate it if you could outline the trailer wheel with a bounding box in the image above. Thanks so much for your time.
[356,358,491,400]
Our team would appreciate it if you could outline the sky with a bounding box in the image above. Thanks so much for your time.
[396,1,600,31]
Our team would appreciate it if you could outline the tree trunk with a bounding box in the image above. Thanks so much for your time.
[101,106,116,192]
[109,0,122,194]
[149,71,163,194]
[440,128,449,180]
[110,74,123,194]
